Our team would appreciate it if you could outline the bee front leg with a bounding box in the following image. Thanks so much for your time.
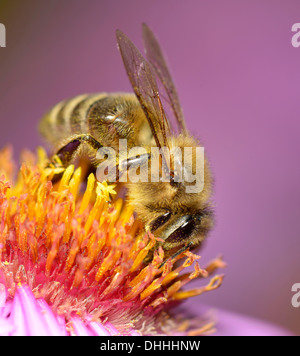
[56,134,103,167]
[159,242,193,269]
[48,134,103,183]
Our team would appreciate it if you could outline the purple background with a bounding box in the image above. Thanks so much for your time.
[0,0,300,334]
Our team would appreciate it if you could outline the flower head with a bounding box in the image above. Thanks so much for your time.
[0,146,225,336]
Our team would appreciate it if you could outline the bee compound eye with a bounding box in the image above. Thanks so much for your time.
[165,216,196,243]
[150,212,172,232]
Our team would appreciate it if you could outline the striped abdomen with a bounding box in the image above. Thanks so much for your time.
[39,93,150,152]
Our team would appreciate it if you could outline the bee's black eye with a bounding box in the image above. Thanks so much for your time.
[165,216,196,243]
[150,212,171,232]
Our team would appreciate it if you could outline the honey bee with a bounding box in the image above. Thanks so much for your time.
[39,24,214,260]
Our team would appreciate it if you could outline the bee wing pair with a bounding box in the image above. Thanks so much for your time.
[116,24,187,154]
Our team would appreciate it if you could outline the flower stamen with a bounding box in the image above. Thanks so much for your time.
[0,147,225,336]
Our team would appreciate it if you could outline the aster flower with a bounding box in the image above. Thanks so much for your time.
[0,146,225,336]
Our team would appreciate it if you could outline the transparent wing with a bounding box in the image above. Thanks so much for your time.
[116,29,171,150]
[142,23,187,134]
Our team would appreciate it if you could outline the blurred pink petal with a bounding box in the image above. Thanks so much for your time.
[36,299,67,336]
[69,316,94,336]
[181,300,294,336]
[214,309,294,336]
[10,284,50,336]
[87,319,112,336]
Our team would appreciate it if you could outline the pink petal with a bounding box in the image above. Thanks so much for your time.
[56,314,69,336]
[36,298,68,336]
[0,285,14,336]
[0,283,6,308]
[9,287,28,336]
[181,300,294,336]
[69,316,94,336]
[127,329,141,336]
[0,318,14,336]
[86,319,112,336]
[213,308,293,336]
[10,284,56,336]
[103,321,120,335]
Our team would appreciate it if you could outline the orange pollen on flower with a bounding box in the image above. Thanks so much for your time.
[0,147,225,335]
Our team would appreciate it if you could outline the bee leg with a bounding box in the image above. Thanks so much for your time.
[106,153,151,182]
[159,242,193,269]
[49,135,102,184]
[56,134,103,166]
